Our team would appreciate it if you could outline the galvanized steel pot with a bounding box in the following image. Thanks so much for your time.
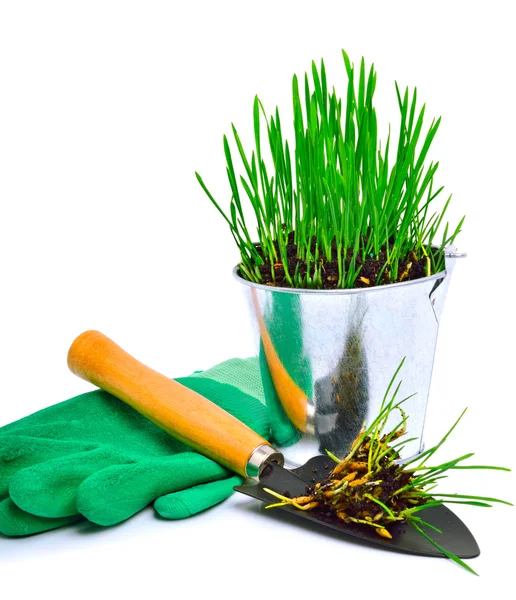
[235,249,465,463]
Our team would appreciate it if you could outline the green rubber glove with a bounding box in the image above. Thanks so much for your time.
[0,357,269,536]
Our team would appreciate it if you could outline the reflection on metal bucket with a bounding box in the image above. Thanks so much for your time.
[236,250,465,462]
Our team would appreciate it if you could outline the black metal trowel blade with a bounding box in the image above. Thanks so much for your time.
[234,455,480,559]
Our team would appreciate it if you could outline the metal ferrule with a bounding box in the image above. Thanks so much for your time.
[305,403,316,435]
[245,444,284,480]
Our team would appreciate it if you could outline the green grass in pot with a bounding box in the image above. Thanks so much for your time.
[196,50,464,290]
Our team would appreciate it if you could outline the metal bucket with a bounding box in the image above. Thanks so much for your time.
[235,249,465,465]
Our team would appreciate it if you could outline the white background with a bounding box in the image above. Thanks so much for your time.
[0,0,514,597]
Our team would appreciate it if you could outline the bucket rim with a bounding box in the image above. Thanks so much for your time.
[232,265,447,295]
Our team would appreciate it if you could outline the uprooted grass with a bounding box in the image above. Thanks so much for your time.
[264,359,511,575]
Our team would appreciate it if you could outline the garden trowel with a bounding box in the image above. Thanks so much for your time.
[67,330,480,560]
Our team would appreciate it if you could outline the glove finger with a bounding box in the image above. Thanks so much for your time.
[154,475,242,519]
[0,420,96,441]
[0,498,81,537]
[1,403,189,457]
[0,435,97,496]
[9,446,133,518]
[0,390,110,435]
[76,452,229,526]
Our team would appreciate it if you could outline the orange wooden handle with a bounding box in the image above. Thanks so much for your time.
[67,330,270,477]
[251,289,309,432]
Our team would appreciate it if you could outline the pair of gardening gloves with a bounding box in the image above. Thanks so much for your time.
[0,356,301,537]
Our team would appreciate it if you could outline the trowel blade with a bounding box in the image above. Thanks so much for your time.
[235,455,480,558]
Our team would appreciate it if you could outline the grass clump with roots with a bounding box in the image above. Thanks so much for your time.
[264,360,511,575]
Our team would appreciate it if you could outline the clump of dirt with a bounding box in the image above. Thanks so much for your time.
[265,422,428,539]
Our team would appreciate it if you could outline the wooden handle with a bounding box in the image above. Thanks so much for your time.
[67,330,270,477]
[251,290,309,432]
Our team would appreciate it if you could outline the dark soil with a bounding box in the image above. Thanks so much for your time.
[248,231,429,289]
